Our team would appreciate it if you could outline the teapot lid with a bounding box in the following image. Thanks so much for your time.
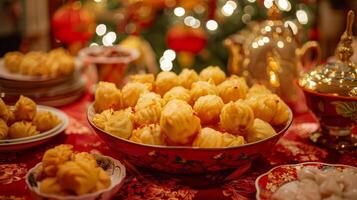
[299,11,357,97]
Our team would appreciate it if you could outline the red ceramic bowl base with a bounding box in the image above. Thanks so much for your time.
[300,87,357,151]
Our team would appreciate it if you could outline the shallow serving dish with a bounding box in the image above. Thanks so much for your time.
[87,104,293,174]
[255,162,357,200]
[0,105,68,152]
[26,154,126,200]
[0,59,81,86]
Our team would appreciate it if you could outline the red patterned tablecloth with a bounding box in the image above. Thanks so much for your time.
[1,91,356,200]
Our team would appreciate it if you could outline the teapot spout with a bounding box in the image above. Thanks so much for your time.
[224,38,243,75]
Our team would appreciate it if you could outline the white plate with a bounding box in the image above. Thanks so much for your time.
[0,59,81,83]
[0,105,69,151]
[26,154,126,200]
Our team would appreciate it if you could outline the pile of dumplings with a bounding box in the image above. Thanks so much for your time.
[0,96,60,140]
[3,48,75,77]
[38,145,111,196]
[92,66,290,148]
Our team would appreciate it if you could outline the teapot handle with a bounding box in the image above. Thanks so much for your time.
[224,38,243,75]
[297,41,321,71]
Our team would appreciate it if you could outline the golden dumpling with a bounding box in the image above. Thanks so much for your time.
[94,82,123,113]
[94,167,111,191]
[246,118,277,142]
[190,80,217,103]
[57,161,98,195]
[92,109,114,130]
[246,94,290,125]
[8,121,39,139]
[163,86,191,103]
[104,109,134,139]
[178,69,199,89]
[246,84,272,99]
[18,52,47,75]
[136,92,165,107]
[42,144,73,177]
[0,98,11,122]
[217,76,248,103]
[199,66,226,85]
[221,133,245,147]
[39,177,67,195]
[192,127,245,148]
[134,93,163,126]
[13,95,37,121]
[33,111,60,132]
[154,71,179,96]
[129,74,155,90]
[160,99,201,145]
[192,127,223,148]
[4,51,23,72]
[72,152,97,168]
[220,100,254,135]
[193,95,224,124]
[0,119,9,139]
[122,82,150,107]
[45,48,74,77]
[130,124,165,145]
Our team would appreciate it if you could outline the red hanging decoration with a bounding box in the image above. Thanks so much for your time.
[52,2,96,45]
[166,25,207,54]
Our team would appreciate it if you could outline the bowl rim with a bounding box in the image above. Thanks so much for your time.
[254,161,357,200]
[0,105,69,145]
[25,154,126,199]
[78,45,139,64]
[86,103,293,150]
[297,81,357,100]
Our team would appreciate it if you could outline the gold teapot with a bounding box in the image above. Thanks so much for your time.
[224,4,320,105]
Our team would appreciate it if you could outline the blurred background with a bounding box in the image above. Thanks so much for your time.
[0,0,356,73]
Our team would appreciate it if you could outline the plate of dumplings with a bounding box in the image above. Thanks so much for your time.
[87,66,293,174]
[0,48,77,83]
[26,145,126,200]
[0,96,68,151]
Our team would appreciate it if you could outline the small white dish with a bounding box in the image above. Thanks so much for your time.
[0,105,69,151]
[26,154,126,200]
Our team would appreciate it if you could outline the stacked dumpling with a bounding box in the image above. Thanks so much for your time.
[160,99,201,145]
[92,66,290,148]
[38,145,111,196]
[0,96,61,140]
[134,92,164,126]
[93,82,123,113]
[3,48,75,78]
[154,71,179,96]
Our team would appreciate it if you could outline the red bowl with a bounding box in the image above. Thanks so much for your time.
[78,46,139,86]
[299,86,357,136]
[87,104,293,174]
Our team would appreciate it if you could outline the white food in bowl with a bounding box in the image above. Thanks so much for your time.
[272,166,357,200]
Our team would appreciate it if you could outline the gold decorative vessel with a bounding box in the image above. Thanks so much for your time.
[224,4,320,105]
[298,11,357,151]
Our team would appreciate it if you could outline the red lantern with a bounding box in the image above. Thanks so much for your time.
[166,25,207,54]
[52,2,96,45]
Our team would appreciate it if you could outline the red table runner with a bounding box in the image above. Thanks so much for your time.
[1,91,356,200]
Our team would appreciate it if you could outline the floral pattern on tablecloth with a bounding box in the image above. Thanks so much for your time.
[115,176,197,200]
[0,164,27,185]
[222,171,261,200]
